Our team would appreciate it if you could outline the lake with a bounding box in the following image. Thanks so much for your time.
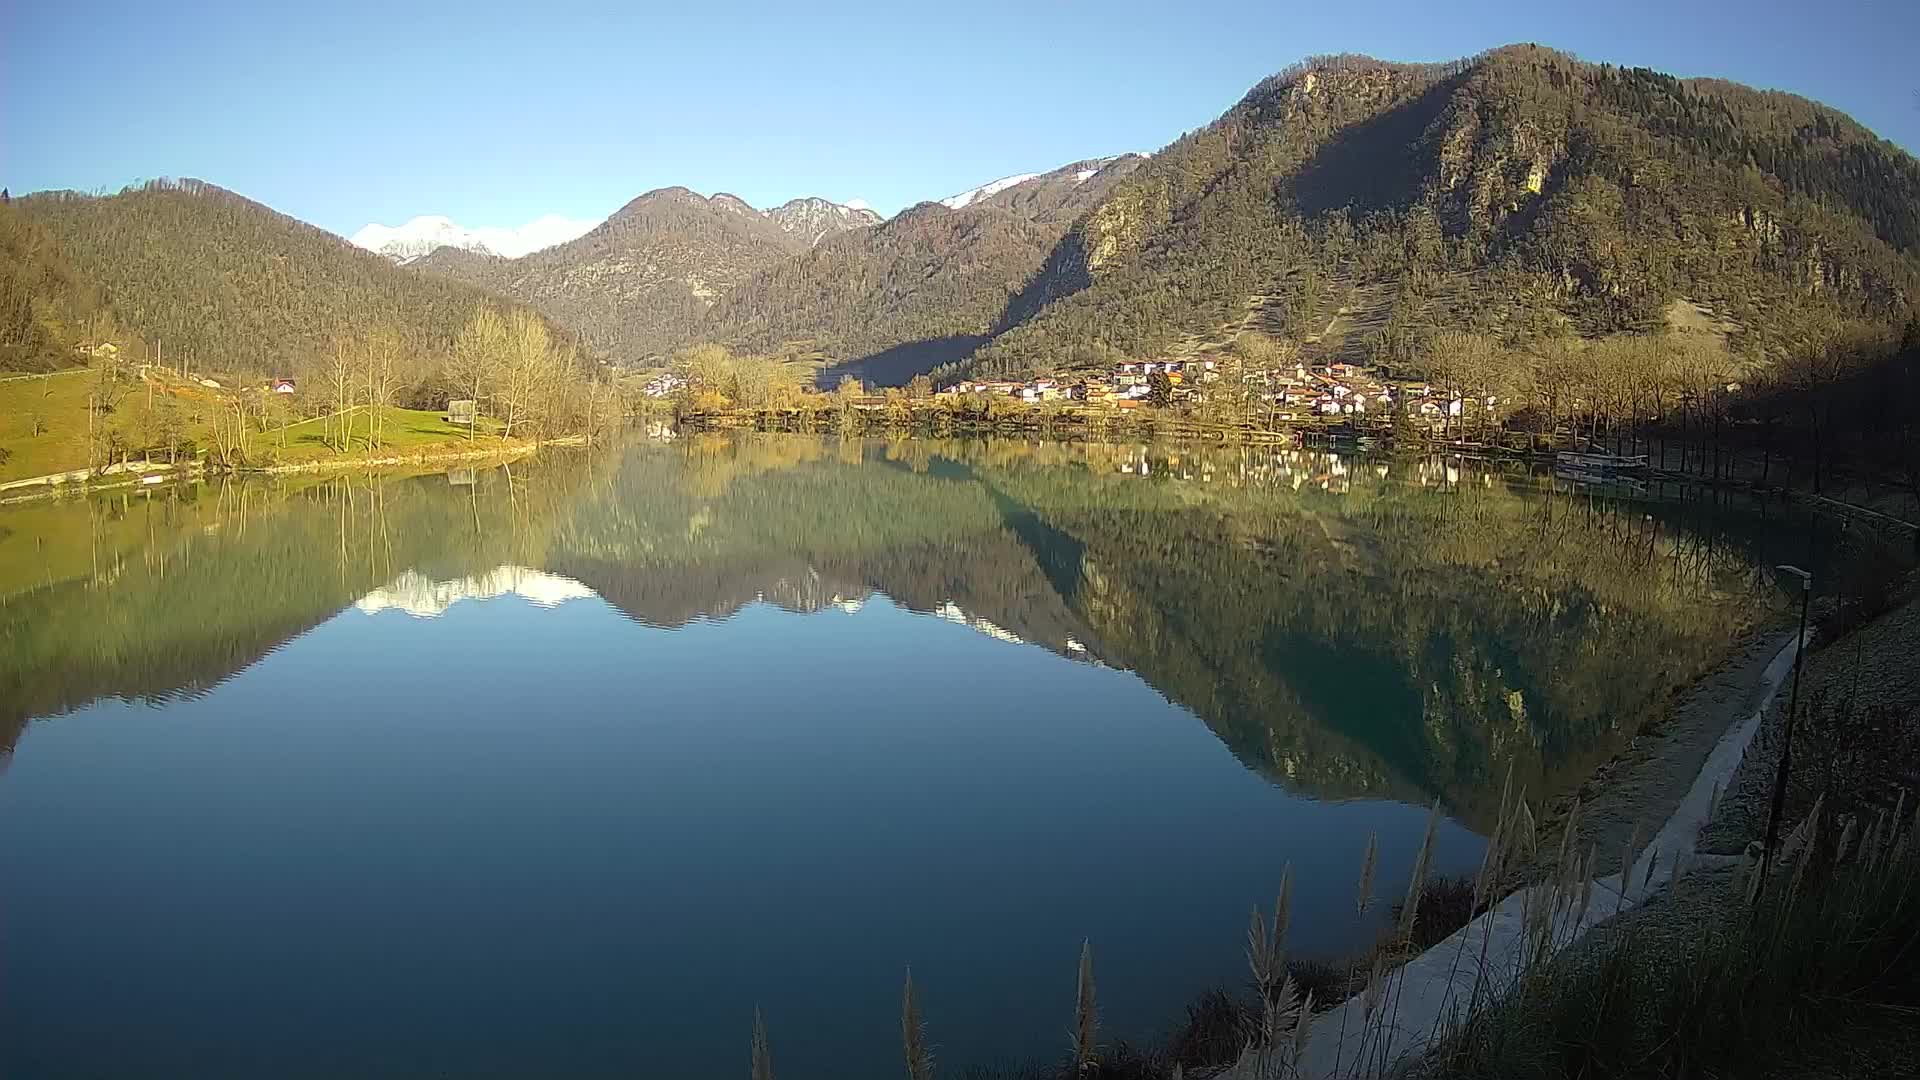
[0,433,1803,1078]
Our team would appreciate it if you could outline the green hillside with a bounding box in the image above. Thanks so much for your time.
[960,46,1920,380]
[14,179,540,382]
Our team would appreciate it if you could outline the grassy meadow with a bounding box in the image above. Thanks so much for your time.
[0,370,111,482]
[0,367,515,484]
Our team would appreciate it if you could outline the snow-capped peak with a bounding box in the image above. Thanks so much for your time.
[349,213,600,263]
[940,173,1040,211]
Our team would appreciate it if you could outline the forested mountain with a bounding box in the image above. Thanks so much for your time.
[0,199,110,372]
[20,46,1914,388]
[695,203,1057,374]
[417,47,1918,385]
[12,180,538,379]
[415,189,878,363]
[961,46,1920,380]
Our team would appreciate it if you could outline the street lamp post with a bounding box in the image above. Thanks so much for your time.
[1758,564,1813,890]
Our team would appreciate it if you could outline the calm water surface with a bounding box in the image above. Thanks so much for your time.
[0,434,1800,1078]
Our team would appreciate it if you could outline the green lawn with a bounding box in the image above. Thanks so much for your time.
[264,406,510,464]
[0,370,110,482]
[3,371,517,482]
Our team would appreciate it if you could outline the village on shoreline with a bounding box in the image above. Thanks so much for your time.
[940,356,1478,424]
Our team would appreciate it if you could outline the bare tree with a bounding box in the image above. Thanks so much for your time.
[85,346,133,470]
[363,328,403,450]
[677,342,737,412]
[1431,331,1498,439]
[582,374,620,445]
[1235,331,1299,429]
[498,310,553,438]
[449,305,507,439]
[321,337,358,452]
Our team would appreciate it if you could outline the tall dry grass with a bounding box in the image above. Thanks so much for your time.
[1424,787,1920,1080]
[904,965,935,1080]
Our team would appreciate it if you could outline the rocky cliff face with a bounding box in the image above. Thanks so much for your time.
[763,197,883,247]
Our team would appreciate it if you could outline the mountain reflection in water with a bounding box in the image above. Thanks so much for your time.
[0,433,1804,816]
[0,432,1812,1078]
[355,566,598,618]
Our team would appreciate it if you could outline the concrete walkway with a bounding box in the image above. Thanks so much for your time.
[0,457,198,494]
[1231,633,1805,1079]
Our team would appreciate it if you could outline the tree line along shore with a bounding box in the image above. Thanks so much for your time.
[0,303,639,490]
[666,318,1920,521]
[7,297,1917,531]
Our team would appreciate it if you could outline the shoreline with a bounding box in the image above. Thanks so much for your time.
[0,436,587,506]
[1406,586,1920,1080]
[1540,625,1799,876]
[1237,628,1808,1078]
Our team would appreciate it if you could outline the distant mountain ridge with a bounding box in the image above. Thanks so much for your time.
[387,164,1154,366]
[941,173,1041,210]
[409,188,882,360]
[698,201,1059,376]
[692,159,1149,373]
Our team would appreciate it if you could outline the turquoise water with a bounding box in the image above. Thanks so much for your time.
[0,434,1791,1077]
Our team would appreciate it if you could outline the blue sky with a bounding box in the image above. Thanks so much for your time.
[4,0,1917,237]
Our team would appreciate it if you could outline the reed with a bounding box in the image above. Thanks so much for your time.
[1355,832,1378,917]
[1555,795,1581,868]
[903,965,934,1080]
[1333,832,1378,1077]
[1425,785,1920,1080]
[1073,940,1099,1073]
[1272,865,1294,963]
[1398,800,1440,939]
[1247,864,1294,1000]
[1616,819,1642,914]
[1367,800,1442,1079]
[1247,973,1307,1080]
[751,1006,773,1080]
